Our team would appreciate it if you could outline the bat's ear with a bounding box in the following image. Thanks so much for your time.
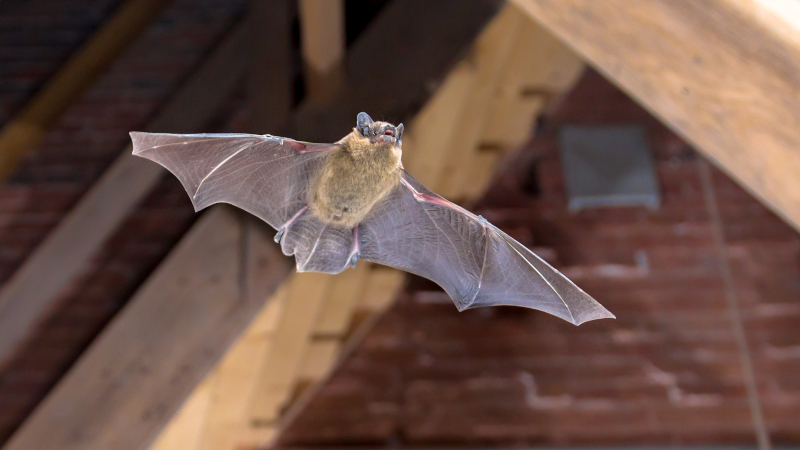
[396,123,404,139]
[357,112,374,136]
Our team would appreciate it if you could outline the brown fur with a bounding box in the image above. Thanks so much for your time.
[309,126,402,228]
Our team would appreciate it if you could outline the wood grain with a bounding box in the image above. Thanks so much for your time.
[513,0,800,232]
[3,207,292,450]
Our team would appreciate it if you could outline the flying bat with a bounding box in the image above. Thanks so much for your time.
[130,112,614,325]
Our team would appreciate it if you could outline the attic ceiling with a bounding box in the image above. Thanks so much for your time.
[0,1,798,450]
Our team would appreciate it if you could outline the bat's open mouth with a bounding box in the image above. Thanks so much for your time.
[383,129,395,137]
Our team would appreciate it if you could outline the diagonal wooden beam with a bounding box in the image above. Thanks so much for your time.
[0,23,249,373]
[5,2,503,450]
[512,0,800,233]
[3,207,292,450]
[0,0,171,180]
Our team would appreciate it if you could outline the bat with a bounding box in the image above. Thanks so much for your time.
[130,112,614,325]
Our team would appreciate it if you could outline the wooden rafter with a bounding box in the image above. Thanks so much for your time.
[298,0,345,104]
[513,0,800,233]
[0,0,171,180]
[0,23,250,373]
[148,5,586,450]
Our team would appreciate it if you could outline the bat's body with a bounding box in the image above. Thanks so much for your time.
[310,118,402,228]
[131,113,614,325]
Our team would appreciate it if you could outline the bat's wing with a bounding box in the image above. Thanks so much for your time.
[359,171,614,325]
[130,132,352,273]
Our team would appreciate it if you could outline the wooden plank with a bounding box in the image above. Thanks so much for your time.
[295,262,370,380]
[298,0,345,104]
[195,288,287,450]
[513,0,800,233]
[0,0,171,179]
[0,0,501,376]
[0,23,249,373]
[148,379,212,450]
[3,207,292,450]
[436,6,524,199]
[401,62,478,188]
[248,273,333,424]
[313,261,370,336]
[357,267,406,313]
[271,267,406,444]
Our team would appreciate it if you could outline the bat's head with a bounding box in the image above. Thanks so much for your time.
[356,112,404,147]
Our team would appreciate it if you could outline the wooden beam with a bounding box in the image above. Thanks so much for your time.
[512,0,800,233]
[3,207,292,450]
[0,0,170,180]
[148,379,213,450]
[193,287,287,450]
[435,6,524,199]
[299,0,345,104]
[0,23,249,373]
[248,273,333,424]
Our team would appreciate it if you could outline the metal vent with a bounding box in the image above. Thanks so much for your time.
[558,125,660,212]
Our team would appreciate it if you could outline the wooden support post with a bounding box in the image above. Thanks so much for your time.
[513,0,800,233]
[299,0,345,104]
[0,0,171,179]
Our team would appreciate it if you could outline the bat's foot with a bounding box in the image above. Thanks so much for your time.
[347,225,360,269]
[274,206,309,244]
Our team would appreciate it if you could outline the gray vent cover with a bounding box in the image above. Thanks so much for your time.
[558,125,660,212]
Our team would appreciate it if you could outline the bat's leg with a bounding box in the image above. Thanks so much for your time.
[347,225,360,268]
[274,206,308,244]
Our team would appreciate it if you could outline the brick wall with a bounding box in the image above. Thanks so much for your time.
[0,0,245,442]
[0,0,125,124]
[278,70,800,447]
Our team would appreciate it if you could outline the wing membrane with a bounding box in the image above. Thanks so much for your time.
[360,171,614,325]
[130,132,334,230]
